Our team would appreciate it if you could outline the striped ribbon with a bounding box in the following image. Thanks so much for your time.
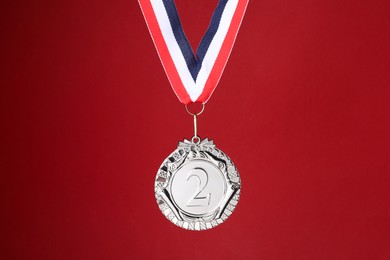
[139,0,248,104]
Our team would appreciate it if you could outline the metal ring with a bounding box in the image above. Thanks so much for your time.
[185,103,205,116]
[191,136,201,144]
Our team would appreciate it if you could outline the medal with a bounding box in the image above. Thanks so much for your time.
[139,0,248,230]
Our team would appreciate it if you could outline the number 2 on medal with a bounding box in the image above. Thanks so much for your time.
[186,168,211,207]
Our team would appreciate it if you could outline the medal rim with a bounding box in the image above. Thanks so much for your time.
[154,138,241,231]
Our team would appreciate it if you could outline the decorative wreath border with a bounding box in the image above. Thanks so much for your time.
[154,138,241,231]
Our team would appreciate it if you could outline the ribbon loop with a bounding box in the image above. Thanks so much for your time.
[139,0,249,104]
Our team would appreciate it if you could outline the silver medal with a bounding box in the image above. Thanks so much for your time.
[154,138,241,231]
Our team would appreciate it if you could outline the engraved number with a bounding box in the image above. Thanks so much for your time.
[186,168,211,207]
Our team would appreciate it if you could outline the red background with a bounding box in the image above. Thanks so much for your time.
[2,0,390,259]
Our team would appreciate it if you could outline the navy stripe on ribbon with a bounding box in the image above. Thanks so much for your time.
[162,0,229,81]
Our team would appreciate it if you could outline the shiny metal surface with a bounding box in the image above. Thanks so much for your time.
[155,138,241,231]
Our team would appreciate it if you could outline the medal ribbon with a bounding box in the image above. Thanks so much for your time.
[139,0,249,104]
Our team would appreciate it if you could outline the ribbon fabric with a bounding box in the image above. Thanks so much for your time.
[139,0,249,104]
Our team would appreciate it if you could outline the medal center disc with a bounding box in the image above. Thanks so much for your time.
[170,160,226,216]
